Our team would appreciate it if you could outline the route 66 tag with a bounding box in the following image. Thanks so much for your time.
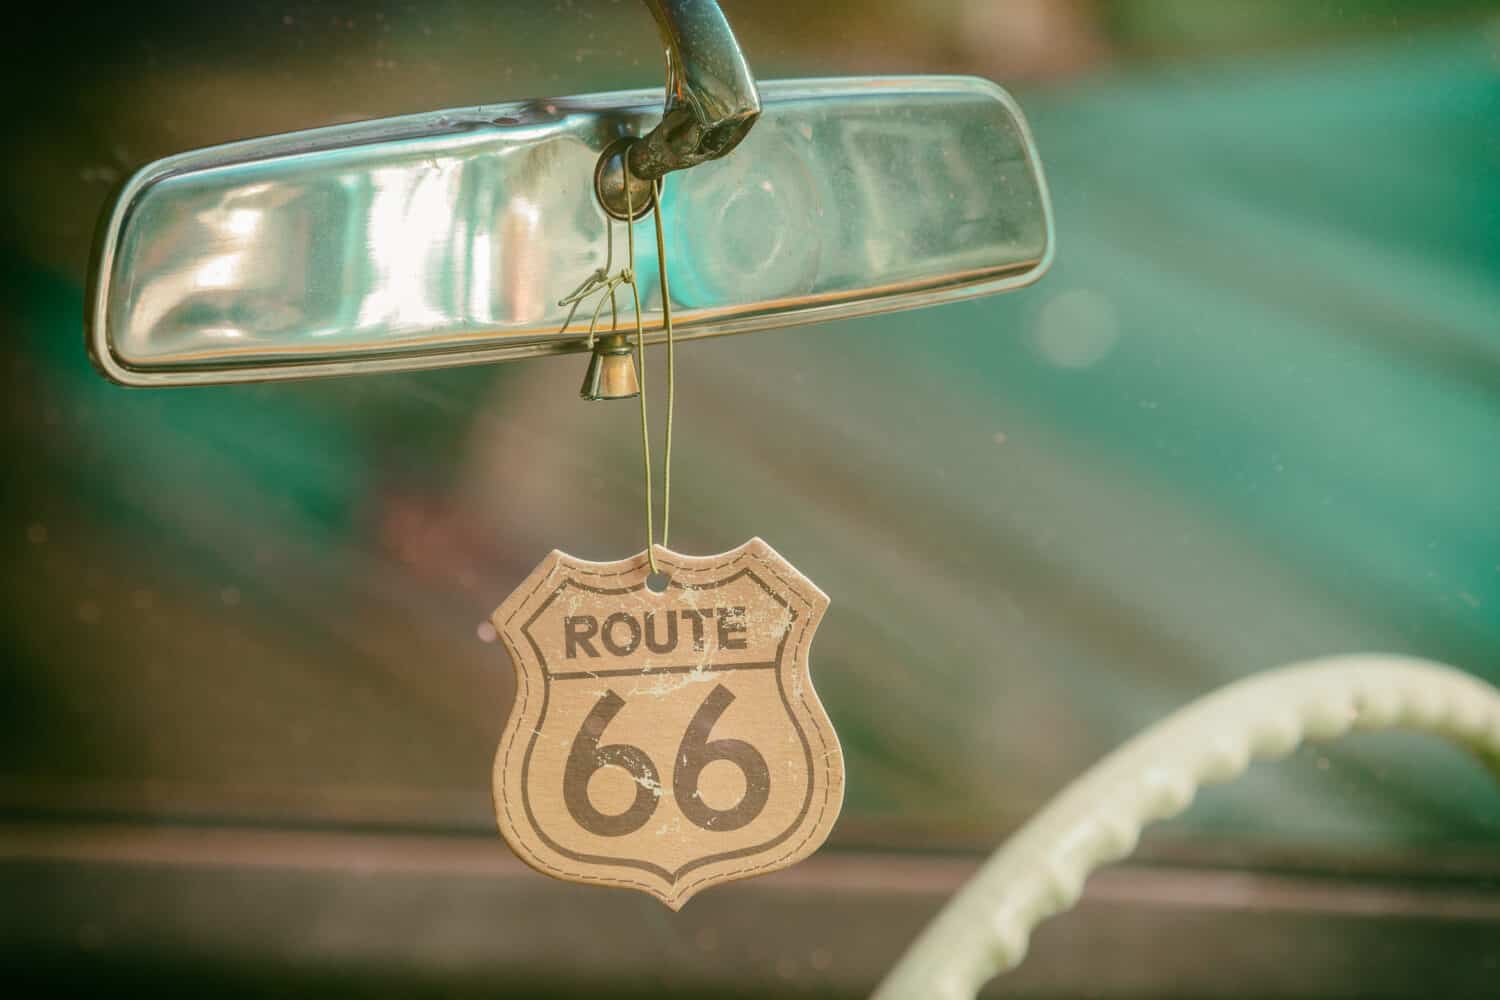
[490,538,843,908]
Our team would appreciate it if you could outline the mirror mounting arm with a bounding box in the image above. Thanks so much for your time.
[596,0,761,218]
[630,0,761,179]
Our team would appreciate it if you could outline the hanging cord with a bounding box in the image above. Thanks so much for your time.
[652,175,675,553]
[556,215,621,347]
[623,179,655,573]
[620,176,676,575]
[558,169,676,575]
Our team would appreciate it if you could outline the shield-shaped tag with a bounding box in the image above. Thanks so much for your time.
[491,538,843,908]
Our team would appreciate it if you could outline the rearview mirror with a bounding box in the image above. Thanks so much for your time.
[89,75,1052,386]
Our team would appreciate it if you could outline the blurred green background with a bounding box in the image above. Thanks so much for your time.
[3,1,1499,996]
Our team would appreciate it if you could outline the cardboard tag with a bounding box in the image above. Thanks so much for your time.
[490,537,843,908]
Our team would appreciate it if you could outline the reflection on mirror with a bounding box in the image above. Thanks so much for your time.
[90,77,1052,385]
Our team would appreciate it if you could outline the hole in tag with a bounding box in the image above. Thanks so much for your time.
[646,572,670,594]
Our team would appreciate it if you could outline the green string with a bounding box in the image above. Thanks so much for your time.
[622,175,676,575]
[653,176,675,554]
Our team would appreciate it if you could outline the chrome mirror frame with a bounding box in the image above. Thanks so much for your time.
[87,2,1052,387]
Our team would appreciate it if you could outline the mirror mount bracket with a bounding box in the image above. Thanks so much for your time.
[595,0,761,220]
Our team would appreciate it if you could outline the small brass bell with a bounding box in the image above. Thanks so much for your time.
[579,333,640,401]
